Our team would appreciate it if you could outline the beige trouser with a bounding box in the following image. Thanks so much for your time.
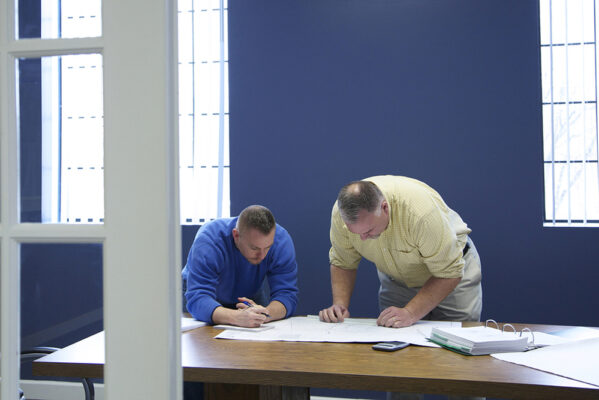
[378,237,484,400]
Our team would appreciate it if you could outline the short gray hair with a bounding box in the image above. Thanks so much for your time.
[237,205,276,235]
[337,181,384,224]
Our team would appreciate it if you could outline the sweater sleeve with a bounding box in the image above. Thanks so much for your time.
[266,229,299,317]
[184,239,225,324]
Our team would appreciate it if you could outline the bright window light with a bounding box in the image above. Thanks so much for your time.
[38,0,229,224]
[178,0,230,224]
[540,0,599,227]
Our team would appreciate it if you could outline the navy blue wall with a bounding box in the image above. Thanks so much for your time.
[228,0,599,329]
[19,58,42,222]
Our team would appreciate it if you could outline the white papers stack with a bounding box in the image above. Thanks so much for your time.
[429,326,530,355]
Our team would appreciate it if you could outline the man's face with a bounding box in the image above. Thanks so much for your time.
[345,201,390,241]
[232,227,275,265]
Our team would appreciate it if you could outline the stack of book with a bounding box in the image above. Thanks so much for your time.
[429,326,531,355]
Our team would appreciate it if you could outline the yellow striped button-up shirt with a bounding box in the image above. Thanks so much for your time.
[329,175,471,288]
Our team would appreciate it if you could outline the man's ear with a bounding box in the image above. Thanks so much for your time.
[232,228,239,241]
[381,200,389,216]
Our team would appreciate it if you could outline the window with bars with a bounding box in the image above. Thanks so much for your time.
[540,0,599,227]
[178,0,230,224]
[33,0,229,225]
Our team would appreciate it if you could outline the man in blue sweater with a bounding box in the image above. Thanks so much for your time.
[182,205,299,327]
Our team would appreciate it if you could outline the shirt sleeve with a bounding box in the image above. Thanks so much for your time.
[412,208,465,279]
[184,238,224,324]
[328,203,363,270]
[266,229,299,317]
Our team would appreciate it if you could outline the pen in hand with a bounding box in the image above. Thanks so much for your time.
[242,300,271,318]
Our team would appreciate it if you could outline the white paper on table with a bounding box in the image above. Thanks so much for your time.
[492,337,599,387]
[214,324,275,332]
[520,331,569,347]
[181,317,207,332]
[214,315,459,346]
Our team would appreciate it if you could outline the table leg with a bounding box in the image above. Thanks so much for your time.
[204,383,309,400]
[259,385,310,400]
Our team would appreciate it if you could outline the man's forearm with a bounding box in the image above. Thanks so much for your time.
[211,306,238,325]
[211,300,287,326]
[330,264,357,306]
[265,300,287,321]
[404,276,461,320]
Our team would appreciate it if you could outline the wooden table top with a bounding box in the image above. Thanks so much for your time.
[33,321,599,399]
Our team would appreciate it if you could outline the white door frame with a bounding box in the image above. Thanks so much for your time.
[0,1,182,399]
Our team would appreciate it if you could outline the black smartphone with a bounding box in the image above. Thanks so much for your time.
[372,341,410,352]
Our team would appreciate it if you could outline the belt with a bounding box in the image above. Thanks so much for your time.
[463,242,470,256]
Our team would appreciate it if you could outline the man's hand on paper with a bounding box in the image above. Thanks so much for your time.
[228,297,268,328]
[377,306,416,328]
[235,308,267,328]
[318,304,350,323]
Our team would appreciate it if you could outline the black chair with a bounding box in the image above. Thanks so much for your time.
[20,346,95,400]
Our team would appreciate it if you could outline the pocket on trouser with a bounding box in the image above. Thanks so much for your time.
[432,254,482,321]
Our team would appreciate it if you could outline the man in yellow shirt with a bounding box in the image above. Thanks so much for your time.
[319,175,482,328]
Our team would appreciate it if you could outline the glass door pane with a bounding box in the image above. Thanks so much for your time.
[20,243,103,397]
[18,0,102,39]
[18,54,104,223]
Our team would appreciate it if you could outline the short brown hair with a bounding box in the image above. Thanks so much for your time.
[237,205,276,235]
[337,180,384,223]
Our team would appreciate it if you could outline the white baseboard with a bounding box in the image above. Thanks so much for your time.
[20,380,104,400]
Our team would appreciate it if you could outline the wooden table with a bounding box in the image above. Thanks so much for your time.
[33,322,599,400]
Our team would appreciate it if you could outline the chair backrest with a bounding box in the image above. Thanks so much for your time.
[20,346,94,400]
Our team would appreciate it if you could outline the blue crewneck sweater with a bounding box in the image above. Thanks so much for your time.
[182,217,299,323]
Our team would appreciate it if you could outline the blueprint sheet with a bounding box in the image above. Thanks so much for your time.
[214,315,460,347]
[492,337,599,387]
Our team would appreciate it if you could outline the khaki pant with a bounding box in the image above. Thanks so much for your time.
[378,237,484,400]
[378,237,482,322]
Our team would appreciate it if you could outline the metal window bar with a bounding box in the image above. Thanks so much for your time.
[595,0,599,223]
[217,0,225,219]
[565,0,571,224]
[580,0,588,224]
[550,0,557,224]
